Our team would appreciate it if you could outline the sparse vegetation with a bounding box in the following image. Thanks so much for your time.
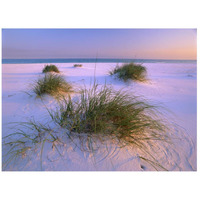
[42,64,60,73]
[2,120,57,170]
[74,64,83,67]
[32,73,72,97]
[3,83,172,170]
[110,63,147,82]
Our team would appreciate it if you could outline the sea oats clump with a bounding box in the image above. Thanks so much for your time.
[74,64,83,67]
[32,73,72,97]
[110,63,147,82]
[42,65,60,73]
[53,84,168,148]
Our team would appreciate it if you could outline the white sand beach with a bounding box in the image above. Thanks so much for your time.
[2,62,197,171]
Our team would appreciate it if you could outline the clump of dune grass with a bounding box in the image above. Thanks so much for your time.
[42,64,60,73]
[51,84,170,153]
[74,64,82,67]
[110,62,147,82]
[32,73,72,97]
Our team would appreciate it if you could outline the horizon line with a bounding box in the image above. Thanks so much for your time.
[2,58,197,61]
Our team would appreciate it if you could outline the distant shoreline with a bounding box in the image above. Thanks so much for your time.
[2,58,197,64]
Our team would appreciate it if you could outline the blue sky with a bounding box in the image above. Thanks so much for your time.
[2,29,197,59]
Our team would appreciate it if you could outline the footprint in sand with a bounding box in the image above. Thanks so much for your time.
[8,93,16,97]
[140,165,147,170]
[22,104,30,113]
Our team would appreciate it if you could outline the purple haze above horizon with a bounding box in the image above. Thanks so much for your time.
[2,29,197,60]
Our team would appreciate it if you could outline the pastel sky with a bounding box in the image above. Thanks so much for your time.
[2,29,197,60]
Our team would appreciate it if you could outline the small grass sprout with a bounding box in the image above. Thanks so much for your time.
[74,64,83,67]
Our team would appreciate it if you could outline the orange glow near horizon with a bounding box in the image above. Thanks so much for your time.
[2,29,197,60]
[139,46,196,60]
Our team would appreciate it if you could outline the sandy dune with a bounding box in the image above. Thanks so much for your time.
[2,62,197,171]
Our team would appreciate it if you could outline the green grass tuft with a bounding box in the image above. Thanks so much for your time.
[53,83,169,149]
[110,62,147,82]
[32,73,73,97]
[74,64,83,67]
[42,65,60,73]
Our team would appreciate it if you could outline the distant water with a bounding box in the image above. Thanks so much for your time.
[2,58,197,64]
